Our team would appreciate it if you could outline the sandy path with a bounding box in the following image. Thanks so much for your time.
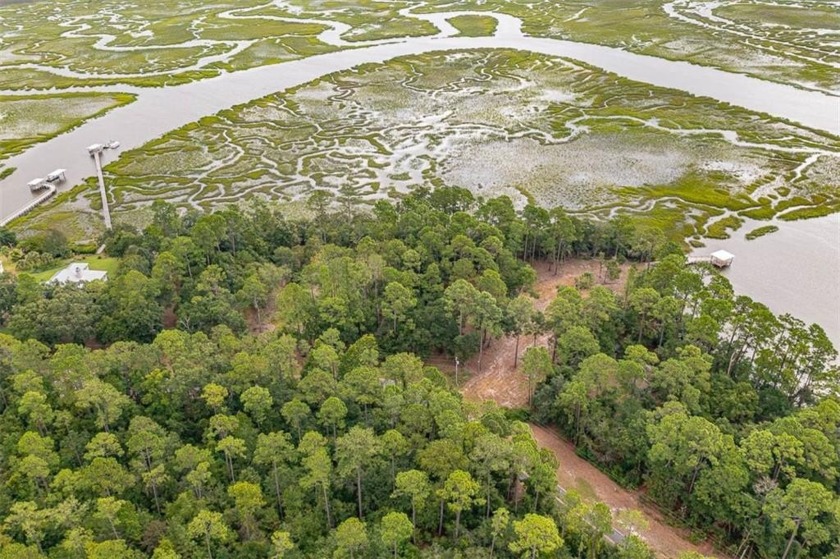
[456,260,726,559]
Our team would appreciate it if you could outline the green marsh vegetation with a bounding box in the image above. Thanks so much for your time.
[1,0,836,215]
[744,224,779,240]
[0,0,336,90]
[704,214,743,239]
[448,15,498,37]
[0,0,435,91]
[445,0,840,91]
[0,0,835,94]
[20,50,837,244]
[0,93,135,161]
[778,203,840,221]
[716,2,840,32]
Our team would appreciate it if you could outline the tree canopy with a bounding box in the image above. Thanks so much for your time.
[0,190,836,559]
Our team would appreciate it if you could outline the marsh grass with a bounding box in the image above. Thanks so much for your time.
[739,206,776,220]
[745,225,779,240]
[778,204,840,221]
[0,0,835,94]
[448,15,498,37]
[705,215,743,239]
[13,49,839,245]
[0,92,135,160]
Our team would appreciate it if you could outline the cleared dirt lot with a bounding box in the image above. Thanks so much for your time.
[461,259,628,407]
[457,259,725,559]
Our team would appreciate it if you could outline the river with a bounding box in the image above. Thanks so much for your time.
[0,10,838,345]
[694,214,840,349]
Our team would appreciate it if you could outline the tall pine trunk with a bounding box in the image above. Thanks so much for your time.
[513,335,521,367]
[322,484,332,529]
[478,328,485,373]
[356,469,364,518]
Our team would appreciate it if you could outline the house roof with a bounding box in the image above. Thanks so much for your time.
[49,262,108,284]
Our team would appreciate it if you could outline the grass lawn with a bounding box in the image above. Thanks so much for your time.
[22,255,120,282]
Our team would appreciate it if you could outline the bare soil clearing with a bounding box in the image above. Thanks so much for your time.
[456,259,726,559]
[460,259,628,407]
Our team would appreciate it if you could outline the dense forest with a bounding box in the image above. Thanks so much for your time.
[0,188,837,559]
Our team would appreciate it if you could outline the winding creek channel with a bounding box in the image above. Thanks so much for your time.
[1,10,838,344]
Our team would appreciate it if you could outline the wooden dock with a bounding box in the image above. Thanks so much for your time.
[92,150,112,230]
[0,184,56,227]
[687,250,735,268]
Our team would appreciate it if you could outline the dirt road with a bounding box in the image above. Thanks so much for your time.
[531,424,723,559]
[457,260,725,559]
